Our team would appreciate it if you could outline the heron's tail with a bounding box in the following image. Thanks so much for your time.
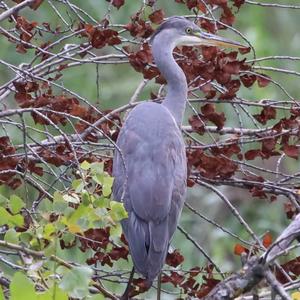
[125,213,169,283]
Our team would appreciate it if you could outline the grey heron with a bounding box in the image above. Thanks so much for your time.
[112,16,244,298]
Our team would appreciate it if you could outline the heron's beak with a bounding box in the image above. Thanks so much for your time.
[194,31,245,49]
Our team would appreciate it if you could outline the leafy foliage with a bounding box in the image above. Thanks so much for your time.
[0,0,300,298]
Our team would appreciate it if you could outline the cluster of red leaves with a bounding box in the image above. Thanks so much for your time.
[159,264,221,298]
[0,136,21,189]
[14,80,121,143]
[126,43,162,80]
[189,103,226,134]
[124,13,154,38]
[126,248,219,298]
[254,106,276,125]
[79,24,121,49]
[80,229,129,267]
[187,149,238,180]
[0,135,46,189]
[14,81,88,125]
[12,0,43,10]
[244,138,280,162]
[170,265,220,298]
[75,109,121,142]
[211,143,241,158]
[38,143,74,167]
[105,0,125,9]
[234,233,272,256]
[276,256,300,284]
[14,16,38,53]
[245,110,300,163]
[175,47,250,100]
[284,201,298,219]
[125,37,258,103]
[178,0,245,27]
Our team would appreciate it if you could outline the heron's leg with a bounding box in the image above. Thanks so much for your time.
[120,267,135,300]
[157,272,161,300]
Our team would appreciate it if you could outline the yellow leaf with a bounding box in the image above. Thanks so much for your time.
[68,224,82,234]
[292,292,300,300]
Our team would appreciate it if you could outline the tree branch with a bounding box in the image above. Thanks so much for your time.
[0,0,35,23]
[203,215,300,299]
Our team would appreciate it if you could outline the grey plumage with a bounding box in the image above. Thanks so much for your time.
[112,16,244,286]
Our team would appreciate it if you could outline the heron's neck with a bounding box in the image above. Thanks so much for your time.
[152,34,187,125]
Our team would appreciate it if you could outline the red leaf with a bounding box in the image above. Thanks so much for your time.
[244,149,261,160]
[257,73,271,87]
[220,6,235,26]
[240,74,256,87]
[109,246,129,261]
[200,19,216,33]
[222,61,240,75]
[283,145,299,160]
[29,0,44,10]
[284,202,297,219]
[166,249,184,267]
[233,0,245,9]
[201,46,218,61]
[250,186,267,199]
[234,243,248,255]
[201,104,226,130]
[254,106,276,125]
[7,178,22,190]
[149,9,165,24]
[107,0,125,9]
[28,161,44,176]
[161,271,184,287]
[263,232,272,248]
[261,138,276,154]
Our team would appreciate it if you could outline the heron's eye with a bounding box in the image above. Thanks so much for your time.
[185,27,193,34]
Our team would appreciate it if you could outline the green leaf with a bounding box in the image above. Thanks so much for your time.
[10,214,24,227]
[61,232,75,245]
[102,176,114,197]
[43,223,56,240]
[53,192,68,213]
[19,231,33,244]
[0,207,23,227]
[94,197,110,208]
[4,228,19,244]
[37,285,68,300]
[10,272,37,300]
[67,204,90,225]
[59,266,93,298]
[72,179,85,193]
[81,191,91,206]
[110,223,122,237]
[0,194,8,205]
[44,242,56,257]
[80,160,91,170]
[89,294,105,300]
[109,201,128,221]
[37,198,53,213]
[90,162,104,175]
[0,286,4,300]
[0,207,12,226]
[92,174,103,185]
[9,195,25,214]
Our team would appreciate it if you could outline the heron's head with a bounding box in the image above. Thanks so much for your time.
[150,16,245,49]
